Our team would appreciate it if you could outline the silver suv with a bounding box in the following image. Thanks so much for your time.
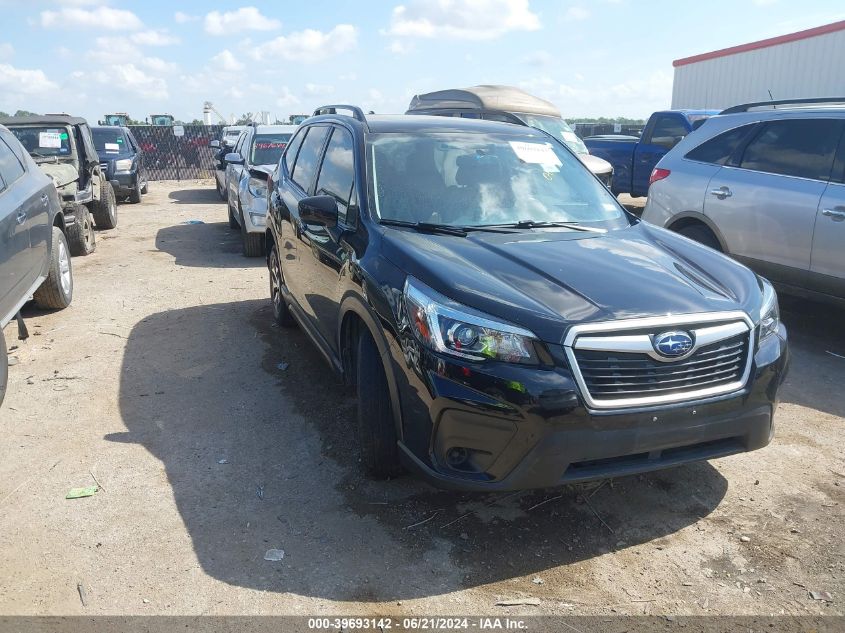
[642,98,845,305]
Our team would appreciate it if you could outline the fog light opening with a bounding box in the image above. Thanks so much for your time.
[446,447,470,468]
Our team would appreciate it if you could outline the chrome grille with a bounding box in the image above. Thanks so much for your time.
[563,312,755,409]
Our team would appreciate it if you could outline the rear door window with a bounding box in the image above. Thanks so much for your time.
[649,115,688,149]
[739,119,843,181]
[685,124,756,165]
[291,126,329,193]
[281,128,306,175]
[315,127,355,225]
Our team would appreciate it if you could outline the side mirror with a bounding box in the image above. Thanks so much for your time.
[209,140,220,149]
[298,195,337,228]
[224,152,244,165]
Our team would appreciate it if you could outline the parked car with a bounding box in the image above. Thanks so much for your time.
[585,109,717,197]
[642,98,845,306]
[92,125,148,204]
[406,85,614,187]
[0,124,73,406]
[210,126,248,199]
[223,124,296,256]
[1,115,117,256]
[265,105,788,490]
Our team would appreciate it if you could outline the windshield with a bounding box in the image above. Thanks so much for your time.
[369,131,628,229]
[10,126,73,158]
[515,113,588,155]
[250,133,292,165]
[92,128,129,155]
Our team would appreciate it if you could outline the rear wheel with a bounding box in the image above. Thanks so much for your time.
[217,177,227,201]
[66,206,96,256]
[33,227,73,310]
[92,181,118,229]
[356,330,402,478]
[269,243,294,326]
[677,224,722,251]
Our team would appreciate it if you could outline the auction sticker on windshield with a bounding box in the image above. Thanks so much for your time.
[509,141,561,171]
[39,131,62,148]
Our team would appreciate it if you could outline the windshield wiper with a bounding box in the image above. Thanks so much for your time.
[379,219,516,236]
[492,220,607,233]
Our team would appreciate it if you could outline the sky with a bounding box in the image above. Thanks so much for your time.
[0,0,844,124]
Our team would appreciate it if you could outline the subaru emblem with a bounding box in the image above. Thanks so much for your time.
[653,331,694,358]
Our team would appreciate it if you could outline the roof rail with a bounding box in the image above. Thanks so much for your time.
[313,104,368,125]
[721,97,845,114]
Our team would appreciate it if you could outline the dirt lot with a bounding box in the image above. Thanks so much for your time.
[0,181,842,617]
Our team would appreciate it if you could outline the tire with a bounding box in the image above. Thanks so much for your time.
[128,179,142,204]
[92,180,118,229]
[0,326,7,408]
[268,243,295,327]
[228,202,239,229]
[356,329,402,478]
[140,181,148,195]
[217,177,227,202]
[241,208,265,257]
[677,224,722,252]
[66,206,96,256]
[33,227,73,310]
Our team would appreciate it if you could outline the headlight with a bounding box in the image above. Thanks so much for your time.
[759,278,780,341]
[403,278,539,364]
[248,176,267,198]
[115,158,133,171]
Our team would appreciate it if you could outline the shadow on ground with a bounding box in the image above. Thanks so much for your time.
[155,222,264,268]
[114,295,729,601]
[778,296,845,418]
[168,188,225,205]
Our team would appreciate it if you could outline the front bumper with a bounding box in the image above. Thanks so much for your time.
[109,173,136,197]
[390,324,788,491]
[240,190,268,234]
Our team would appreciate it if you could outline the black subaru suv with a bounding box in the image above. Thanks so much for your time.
[266,105,788,490]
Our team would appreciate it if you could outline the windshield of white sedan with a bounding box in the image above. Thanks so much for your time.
[370,132,627,228]
[251,133,292,165]
[10,126,72,157]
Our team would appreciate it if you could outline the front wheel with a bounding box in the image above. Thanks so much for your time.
[269,243,294,327]
[241,209,264,257]
[66,206,96,256]
[33,227,73,309]
[128,178,142,204]
[356,330,402,478]
[0,325,7,407]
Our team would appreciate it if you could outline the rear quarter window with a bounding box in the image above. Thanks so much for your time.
[685,124,755,165]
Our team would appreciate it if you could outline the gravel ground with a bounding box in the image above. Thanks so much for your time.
[0,181,842,618]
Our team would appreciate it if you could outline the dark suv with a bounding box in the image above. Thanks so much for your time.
[266,105,789,490]
[92,125,147,203]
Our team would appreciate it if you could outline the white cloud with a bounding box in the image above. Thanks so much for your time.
[40,6,143,30]
[388,0,540,40]
[211,49,244,72]
[174,11,200,24]
[82,64,169,101]
[521,50,552,66]
[204,7,281,35]
[305,83,334,96]
[563,6,590,21]
[389,39,414,55]
[252,24,358,62]
[131,30,180,46]
[0,42,12,58]
[276,87,301,108]
[0,63,57,95]
[139,56,178,74]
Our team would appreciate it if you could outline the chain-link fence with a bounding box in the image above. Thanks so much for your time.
[128,124,223,181]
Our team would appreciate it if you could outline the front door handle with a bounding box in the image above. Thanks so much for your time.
[822,207,845,221]
[709,186,732,199]
[16,210,26,225]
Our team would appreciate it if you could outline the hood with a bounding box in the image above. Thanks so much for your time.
[38,162,78,190]
[578,152,612,175]
[381,222,762,343]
